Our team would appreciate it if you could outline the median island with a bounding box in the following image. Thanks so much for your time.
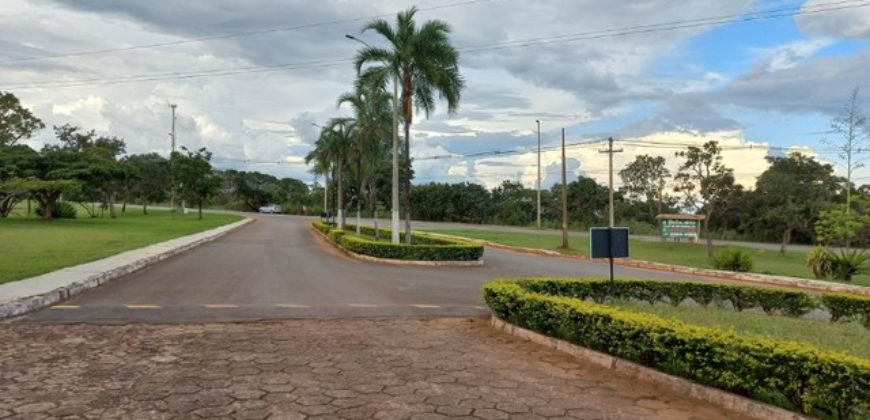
[312,221,483,264]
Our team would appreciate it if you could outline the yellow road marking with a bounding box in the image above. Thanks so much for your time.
[274,303,311,308]
[346,303,379,308]
[202,304,238,308]
[125,304,160,309]
[410,304,441,308]
[50,305,79,309]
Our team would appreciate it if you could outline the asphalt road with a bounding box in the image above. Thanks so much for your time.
[22,214,711,323]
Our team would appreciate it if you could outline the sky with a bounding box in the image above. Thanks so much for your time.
[2,0,870,189]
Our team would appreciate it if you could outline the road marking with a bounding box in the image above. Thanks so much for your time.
[202,304,239,308]
[125,304,160,309]
[50,305,79,309]
[410,304,441,308]
[274,304,311,308]
[346,303,379,308]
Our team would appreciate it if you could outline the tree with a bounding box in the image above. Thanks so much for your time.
[313,118,354,229]
[674,141,735,258]
[0,91,45,146]
[755,153,840,253]
[124,153,168,214]
[822,87,869,250]
[0,144,38,217]
[170,147,220,220]
[356,6,464,243]
[338,72,392,234]
[619,154,672,224]
[815,204,870,247]
[491,180,536,226]
[1,177,76,219]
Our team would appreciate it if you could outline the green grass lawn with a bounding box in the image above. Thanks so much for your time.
[612,300,869,359]
[429,229,870,287]
[0,208,243,284]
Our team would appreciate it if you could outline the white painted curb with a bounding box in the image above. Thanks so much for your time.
[490,316,809,420]
[0,217,254,319]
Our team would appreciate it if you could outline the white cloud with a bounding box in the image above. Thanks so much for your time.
[796,0,870,39]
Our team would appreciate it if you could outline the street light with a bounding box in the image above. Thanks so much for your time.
[536,120,541,229]
[345,33,401,244]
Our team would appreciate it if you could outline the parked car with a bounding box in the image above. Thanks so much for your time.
[257,204,283,214]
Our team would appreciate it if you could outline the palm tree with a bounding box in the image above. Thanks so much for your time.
[355,7,464,244]
[305,118,355,228]
[338,72,393,236]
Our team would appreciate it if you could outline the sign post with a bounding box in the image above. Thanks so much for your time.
[590,227,629,284]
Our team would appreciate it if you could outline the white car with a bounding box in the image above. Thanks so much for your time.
[257,204,283,214]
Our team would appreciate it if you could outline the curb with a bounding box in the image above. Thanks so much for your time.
[0,217,254,319]
[489,316,808,420]
[431,232,869,296]
[310,226,484,267]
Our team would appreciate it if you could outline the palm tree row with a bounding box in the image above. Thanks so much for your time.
[306,7,464,244]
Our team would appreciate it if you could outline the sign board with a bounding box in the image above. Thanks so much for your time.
[589,227,629,259]
[661,219,700,241]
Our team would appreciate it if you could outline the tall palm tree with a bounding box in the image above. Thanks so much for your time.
[355,7,464,244]
[338,72,393,235]
[305,118,355,228]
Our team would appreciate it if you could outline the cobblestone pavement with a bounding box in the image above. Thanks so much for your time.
[0,318,745,419]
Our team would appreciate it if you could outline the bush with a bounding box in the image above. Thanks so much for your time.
[34,201,77,219]
[807,247,870,281]
[519,277,818,317]
[312,222,484,261]
[483,278,870,418]
[807,246,834,279]
[822,293,870,327]
[712,247,753,272]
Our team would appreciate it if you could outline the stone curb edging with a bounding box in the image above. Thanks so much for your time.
[0,217,254,319]
[490,316,809,420]
[431,232,869,296]
[310,226,484,267]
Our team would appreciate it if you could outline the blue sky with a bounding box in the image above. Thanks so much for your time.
[2,0,869,187]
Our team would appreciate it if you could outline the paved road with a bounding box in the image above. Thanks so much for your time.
[0,318,745,419]
[21,214,709,323]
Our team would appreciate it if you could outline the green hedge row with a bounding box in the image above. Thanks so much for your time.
[519,277,870,326]
[313,221,483,261]
[343,223,453,245]
[483,278,870,418]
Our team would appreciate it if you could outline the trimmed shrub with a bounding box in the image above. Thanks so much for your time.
[519,278,817,317]
[822,293,870,327]
[712,247,754,272]
[312,221,484,262]
[483,278,870,418]
[34,201,77,219]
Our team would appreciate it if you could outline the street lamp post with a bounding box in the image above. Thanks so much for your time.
[536,120,541,229]
[346,34,401,244]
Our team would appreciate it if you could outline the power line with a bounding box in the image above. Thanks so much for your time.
[5,0,868,90]
[0,0,496,64]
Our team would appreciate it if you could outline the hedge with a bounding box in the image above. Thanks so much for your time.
[483,278,870,418]
[822,293,870,328]
[519,277,819,317]
[313,221,483,261]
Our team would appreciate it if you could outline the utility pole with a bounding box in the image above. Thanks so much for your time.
[169,103,177,211]
[536,120,542,229]
[560,128,569,249]
[391,73,400,244]
[599,137,623,227]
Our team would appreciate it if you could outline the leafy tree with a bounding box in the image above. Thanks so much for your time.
[674,141,735,258]
[815,204,870,247]
[619,154,672,224]
[0,177,76,219]
[356,6,464,242]
[755,153,840,252]
[0,144,38,217]
[124,153,168,214]
[170,147,220,220]
[491,180,536,226]
[0,91,45,146]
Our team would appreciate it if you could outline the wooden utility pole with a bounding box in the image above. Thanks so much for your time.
[560,128,569,249]
[599,137,623,227]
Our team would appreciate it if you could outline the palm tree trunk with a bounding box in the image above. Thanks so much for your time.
[371,184,380,240]
[404,120,412,244]
[337,158,344,230]
[356,157,362,235]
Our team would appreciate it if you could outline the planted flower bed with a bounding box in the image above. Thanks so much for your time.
[483,277,870,418]
[312,221,483,262]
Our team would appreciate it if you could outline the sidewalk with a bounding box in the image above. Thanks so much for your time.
[0,218,252,318]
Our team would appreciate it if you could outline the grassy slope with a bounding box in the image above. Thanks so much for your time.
[0,209,243,284]
[429,229,870,287]
[613,301,869,359]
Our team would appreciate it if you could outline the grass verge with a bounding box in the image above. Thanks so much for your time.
[0,209,243,284]
[431,229,870,287]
